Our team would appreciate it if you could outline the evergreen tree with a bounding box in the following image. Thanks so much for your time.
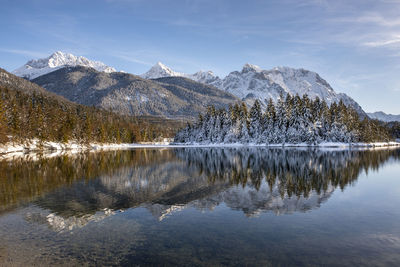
[0,96,8,143]
[249,99,262,140]
[174,94,394,145]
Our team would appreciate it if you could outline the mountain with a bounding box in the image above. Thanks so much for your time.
[140,64,222,86]
[1,67,57,96]
[0,67,181,144]
[12,51,116,80]
[0,69,152,144]
[32,66,239,119]
[367,111,400,122]
[141,62,366,116]
[188,70,222,87]
[141,62,183,79]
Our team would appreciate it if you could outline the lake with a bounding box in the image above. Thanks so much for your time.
[1,147,400,266]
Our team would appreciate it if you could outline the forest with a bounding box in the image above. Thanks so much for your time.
[0,85,183,145]
[387,121,400,139]
[174,94,392,144]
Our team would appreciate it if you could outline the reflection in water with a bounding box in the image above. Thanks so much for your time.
[0,149,174,213]
[176,148,400,216]
[1,148,399,229]
[1,148,400,266]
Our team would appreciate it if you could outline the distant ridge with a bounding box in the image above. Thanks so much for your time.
[12,53,367,117]
[32,66,239,119]
[367,111,400,122]
[13,51,116,79]
[141,62,366,116]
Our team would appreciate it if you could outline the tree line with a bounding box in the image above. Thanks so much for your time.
[0,85,181,145]
[174,93,391,144]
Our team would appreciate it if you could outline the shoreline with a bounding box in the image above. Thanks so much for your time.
[1,140,400,156]
[171,141,400,148]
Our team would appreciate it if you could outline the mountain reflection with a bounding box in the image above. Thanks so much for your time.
[1,148,399,230]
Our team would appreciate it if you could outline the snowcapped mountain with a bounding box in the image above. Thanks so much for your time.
[188,70,222,87]
[141,62,223,86]
[367,111,400,122]
[141,62,366,115]
[13,51,116,80]
[140,62,183,79]
[221,64,339,103]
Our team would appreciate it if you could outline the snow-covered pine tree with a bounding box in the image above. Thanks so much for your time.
[262,98,277,144]
[275,93,288,143]
[249,99,262,141]
[286,94,303,143]
[300,94,315,144]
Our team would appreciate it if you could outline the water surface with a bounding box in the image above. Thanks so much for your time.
[0,148,400,266]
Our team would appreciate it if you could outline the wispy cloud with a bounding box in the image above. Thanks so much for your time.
[0,48,47,58]
[354,14,400,27]
[363,35,400,47]
[330,12,400,27]
[321,3,400,52]
[114,53,153,66]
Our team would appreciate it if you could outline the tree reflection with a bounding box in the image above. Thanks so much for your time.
[0,148,399,224]
[0,149,175,213]
[176,148,400,197]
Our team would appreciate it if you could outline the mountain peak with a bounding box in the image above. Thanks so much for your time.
[197,70,215,75]
[155,61,168,68]
[51,51,68,57]
[242,63,261,73]
[141,62,183,79]
[13,51,116,79]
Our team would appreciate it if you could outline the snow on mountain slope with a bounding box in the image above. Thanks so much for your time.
[141,62,223,86]
[140,62,183,79]
[367,111,400,122]
[207,64,342,105]
[188,70,222,87]
[13,51,116,79]
[141,62,366,114]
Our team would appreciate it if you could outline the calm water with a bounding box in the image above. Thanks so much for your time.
[0,148,400,266]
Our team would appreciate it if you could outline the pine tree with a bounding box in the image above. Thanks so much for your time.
[287,94,303,143]
[249,100,262,140]
[275,93,288,143]
[0,96,8,143]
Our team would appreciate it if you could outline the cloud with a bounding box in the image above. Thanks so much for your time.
[331,12,400,27]
[0,48,47,58]
[321,6,400,52]
[355,14,400,27]
[114,53,153,66]
[363,35,400,47]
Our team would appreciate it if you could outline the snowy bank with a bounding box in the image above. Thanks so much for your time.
[1,139,400,160]
[171,141,400,148]
[0,139,166,155]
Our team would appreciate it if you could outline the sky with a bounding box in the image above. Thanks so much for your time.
[1,0,400,114]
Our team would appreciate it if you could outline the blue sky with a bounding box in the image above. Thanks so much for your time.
[1,0,400,113]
